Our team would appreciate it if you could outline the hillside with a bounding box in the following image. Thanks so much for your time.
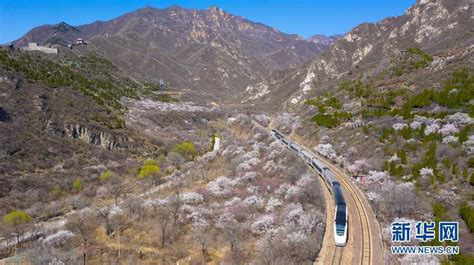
[242,0,473,108]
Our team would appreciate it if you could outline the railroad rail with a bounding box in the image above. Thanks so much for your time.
[316,154,372,265]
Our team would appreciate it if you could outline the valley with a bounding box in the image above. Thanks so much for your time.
[1,0,473,264]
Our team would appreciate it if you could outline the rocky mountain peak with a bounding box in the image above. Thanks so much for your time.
[308,34,341,46]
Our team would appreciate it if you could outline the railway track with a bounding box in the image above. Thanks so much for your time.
[315,154,373,265]
[331,246,344,265]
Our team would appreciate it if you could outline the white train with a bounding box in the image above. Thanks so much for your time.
[271,129,348,246]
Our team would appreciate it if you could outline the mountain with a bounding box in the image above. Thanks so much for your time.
[241,0,473,108]
[13,6,330,102]
[307,34,341,47]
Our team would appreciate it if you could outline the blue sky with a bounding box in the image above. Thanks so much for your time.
[0,0,415,44]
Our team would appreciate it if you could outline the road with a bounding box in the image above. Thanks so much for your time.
[251,119,384,265]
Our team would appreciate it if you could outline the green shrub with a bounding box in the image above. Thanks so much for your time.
[362,126,369,135]
[310,114,340,128]
[458,125,470,144]
[400,68,473,114]
[433,202,446,220]
[4,210,32,226]
[99,170,111,181]
[72,178,82,192]
[397,149,407,164]
[452,163,458,176]
[171,141,197,159]
[327,97,342,109]
[138,160,161,179]
[389,161,404,178]
[51,185,63,199]
[451,252,474,265]
[468,157,474,168]
[459,202,474,234]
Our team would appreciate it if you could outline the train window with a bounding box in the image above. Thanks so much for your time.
[335,205,346,223]
[336,223,346,236]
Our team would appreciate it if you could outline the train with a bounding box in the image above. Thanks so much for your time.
[271,129,348,246]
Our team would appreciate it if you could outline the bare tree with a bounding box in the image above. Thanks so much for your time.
[110,211,127,260]
[193,226,212,262]
[382,183,420,218]
[123,197,145,220]
[96,207,112,236]
[66,210,97,265]
[217,218,247,251]
[150,202,172,248]
[170,184,183,235]
[107,177,128,206]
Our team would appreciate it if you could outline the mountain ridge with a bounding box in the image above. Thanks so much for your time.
[12,5,333,102]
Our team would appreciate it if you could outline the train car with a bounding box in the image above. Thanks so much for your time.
[300,150,313,163]
[281,137,290,147]
[310,158,325,174]
[289,142,300,153]
[271,129,282,140]
[333,183,348,246]
[323,168,338,190]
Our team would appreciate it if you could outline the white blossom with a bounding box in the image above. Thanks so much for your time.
[109,206,123,217]
[463,135,474,155]
[366,192,379,201]
[251,214,275,234]
[186,211,209,228]
[263,160,277,173]
[286,231,308,244]
[243,195,265,209]
[424,123,440,135]
[206,176,234,196]
[446,112,473,125]
[420,167,434,177]
[180,192,204,204]
[315,143,336,159]
[265,197,282,212]
[392,123,408,131]
[442,135,458,144]
[388,153,399,163]
[216,212,236,229]
[348,147,358,155]
[320,135,330,144]
[284,185,300,200]
[365,171,387,184]
[268,150,280,160]
[400,254,439,265]
[231,147,245,157]
[247,185,260,194]
[224,197,242,207]
[199,151,217,162]
[410,120,422,130]
[254,114,270,126]
[347,159,368,174]
[296,173,314,187]
[438,124,459,136]
[241,150,259,161]
[283,203,318,233]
